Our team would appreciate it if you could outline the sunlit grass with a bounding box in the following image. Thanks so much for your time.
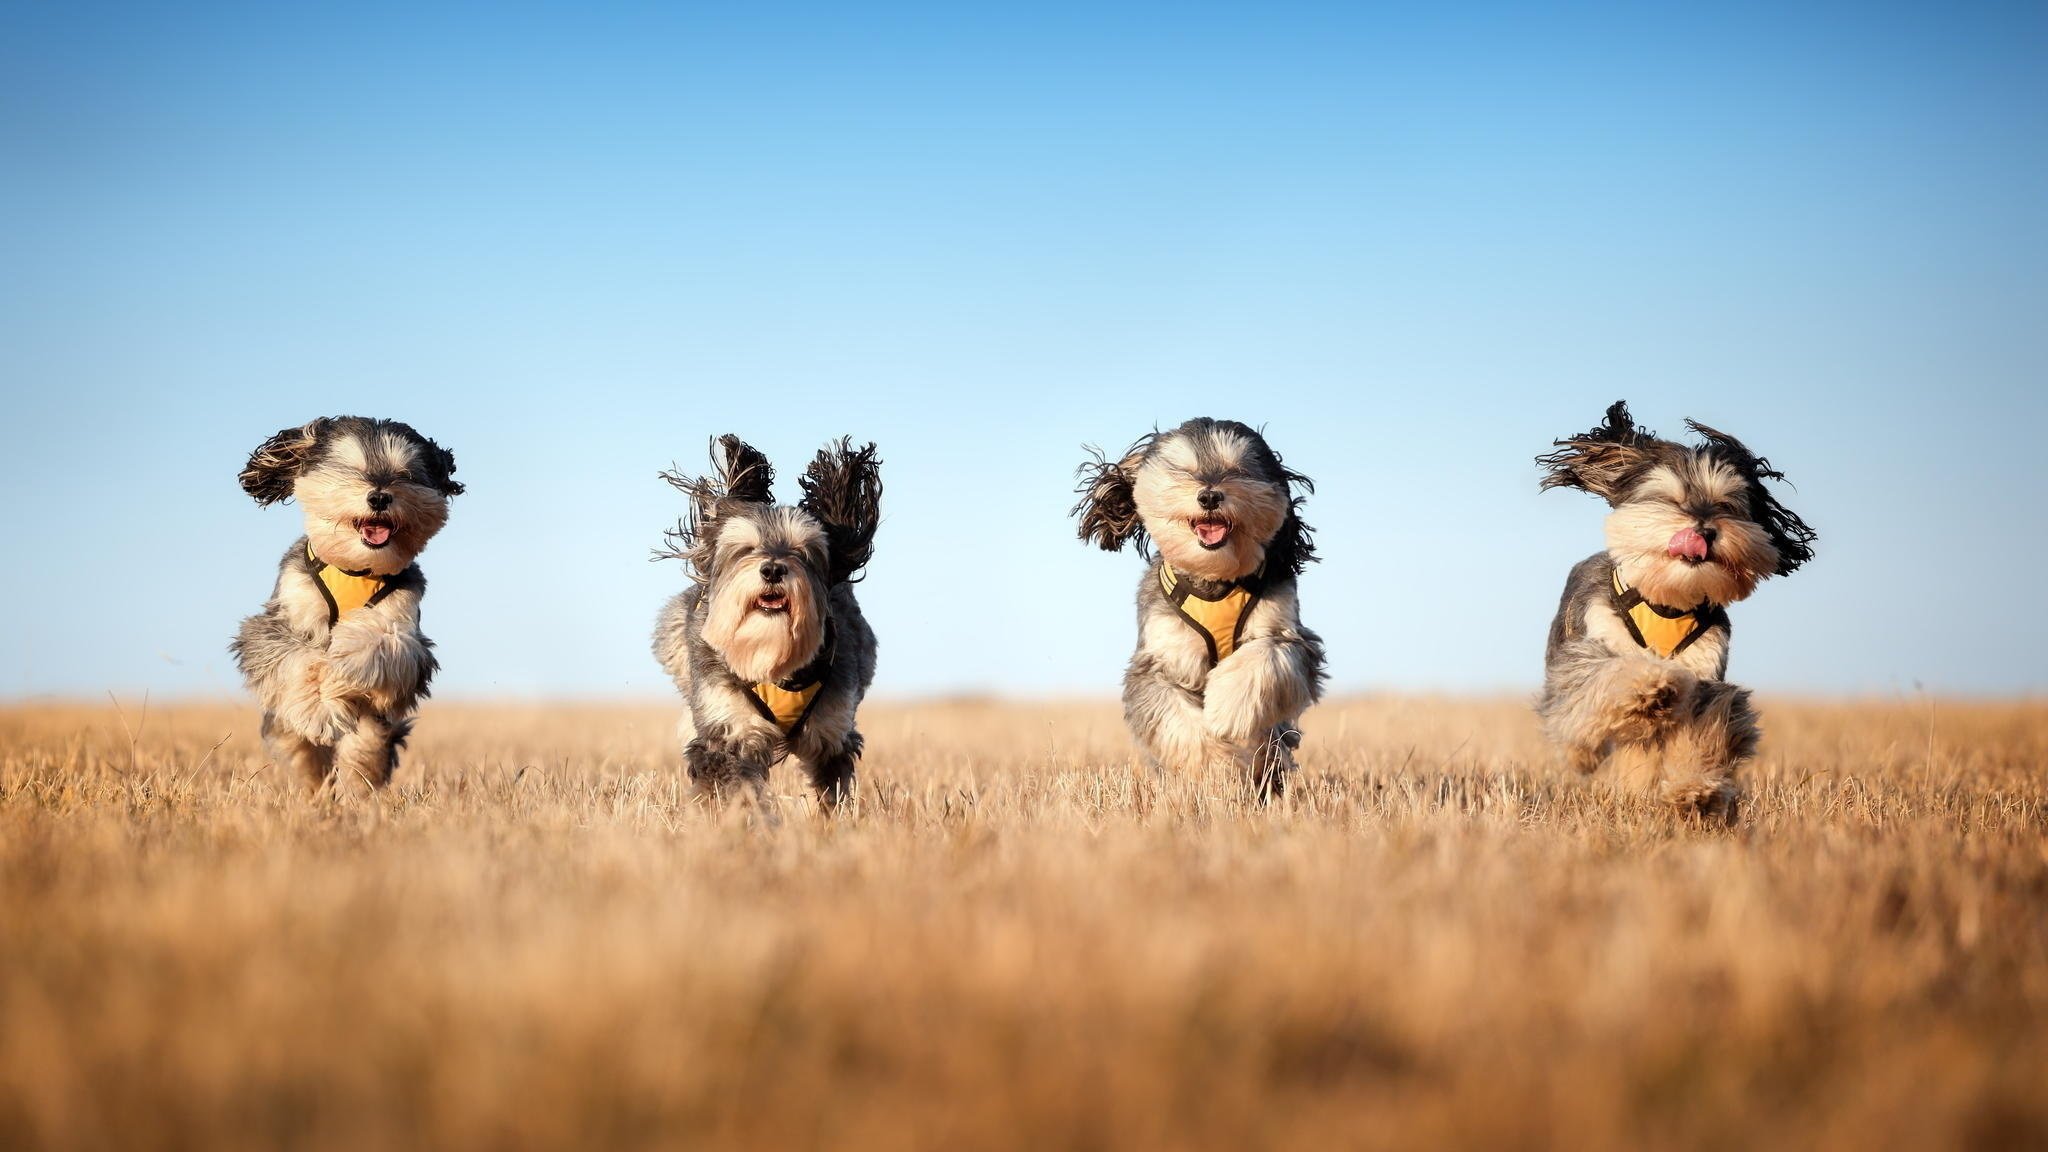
[1,695,2044,1150]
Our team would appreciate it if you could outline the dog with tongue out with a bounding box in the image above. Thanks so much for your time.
[1534,401,1817,819]
[1073,418,1325,800]
[229,416,464,793]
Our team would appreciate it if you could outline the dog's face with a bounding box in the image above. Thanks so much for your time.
[699,506,830,684]
[660,434,883,684]
[1076,418,1314,583]
[1540,401,1816,607]
[240,416,463,576]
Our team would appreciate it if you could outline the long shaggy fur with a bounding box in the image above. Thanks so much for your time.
[229,415,463,793]
[652,434,883,812]
[1535,401,1814,818]
[1074,418,1325,798]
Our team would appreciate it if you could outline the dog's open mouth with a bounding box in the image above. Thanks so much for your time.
[1191,515,1232,550]
[355,516,395,548]
[755,588,790,613]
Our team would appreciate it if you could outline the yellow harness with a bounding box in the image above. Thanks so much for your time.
[308,543,392,624]
[750,681,824,734]
[1612,568,1708,660]
[743,622,836,737]
[1160,563,1259,663]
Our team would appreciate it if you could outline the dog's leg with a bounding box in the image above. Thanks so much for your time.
[684,734,771,807]
[1201,636,1319,745]
[261,711,333,788]
[1654,682,1754,821]
[1122,661,1211,774]
[1539,639,1694,772]
[331,712,398,794]
[269,650,354,745]
[1247,723,1301,801]
[796,732,861,811]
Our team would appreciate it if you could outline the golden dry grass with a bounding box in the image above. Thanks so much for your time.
[2,695,2046,1151]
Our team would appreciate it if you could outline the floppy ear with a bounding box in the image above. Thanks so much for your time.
[1685,420,1818,576]
[1072,434,1156,554]
[1535,400,1660,506]
[1261,460,1319,580]
[380,420,465,498]
[798,438,883,585]
[239,419,326,506]
[419,436,464,497]
[654,434,777,578]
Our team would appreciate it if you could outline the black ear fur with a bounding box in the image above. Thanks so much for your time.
[239,419,326,506]
[1261,457,1319,580]
[655,434,776,578]
[713,434,775,506]
[798,438,883,585]
[1536,400,1661,507]
[427,441,464,497]
[1685,420,1818,576]
[1073,434,1156,554]
[379,419,465,498]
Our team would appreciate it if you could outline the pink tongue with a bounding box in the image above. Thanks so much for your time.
[361,524,392,546]
[1668,527,1709,561]
[1195,521,1229,546]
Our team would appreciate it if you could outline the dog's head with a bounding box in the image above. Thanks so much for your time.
[1538,400,1816,607]
[240,416,463,576]
[660,435,881,684]
[1074,417,1315,583]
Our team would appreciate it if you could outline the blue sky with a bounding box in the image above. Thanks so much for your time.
[3,1,2044,700]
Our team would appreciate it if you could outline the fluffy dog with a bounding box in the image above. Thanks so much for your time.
[652,435,881,809]
[1074,418,1325,797]
[1536,400,1817,817]
[230,416,463,791]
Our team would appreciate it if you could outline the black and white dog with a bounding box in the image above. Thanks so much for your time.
[1075,418,1324,797]
[1537,401,1817,816]
[230,416,463,791]
[653,435,882,810]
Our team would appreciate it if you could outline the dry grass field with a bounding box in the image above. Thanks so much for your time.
[2,695,2045,1151]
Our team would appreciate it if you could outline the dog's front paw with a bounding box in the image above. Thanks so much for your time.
[276,684,353,746]
[311,696,357,744]
[1663,775,1741,824]
[1202,681,1270,744]
[1616,664,1691,743]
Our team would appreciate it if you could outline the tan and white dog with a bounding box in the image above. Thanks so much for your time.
[231,416,462,791]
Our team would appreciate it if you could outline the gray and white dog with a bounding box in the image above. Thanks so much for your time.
[652,435,881,809]
[1536,400,1816,816]
[230,416,464,791]
[1075,418,1324,797]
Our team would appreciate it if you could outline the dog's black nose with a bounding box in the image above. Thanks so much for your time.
[1698,525,1718,544]
[759,561,787,584]
[1197,488,1224,511]
[366,491,393,512]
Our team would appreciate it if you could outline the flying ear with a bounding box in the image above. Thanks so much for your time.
[655,434,777,578]
[1685,420,1818,576]
[712,434,775,507]
[381,420,466,498]
[238,419,326,506]
[1261,461,1319,579]
[416,435,464,498]
[798,438,883,585]
[1535,400,1660,507]
[1072,434,1156,553]
[427,440,464,497]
